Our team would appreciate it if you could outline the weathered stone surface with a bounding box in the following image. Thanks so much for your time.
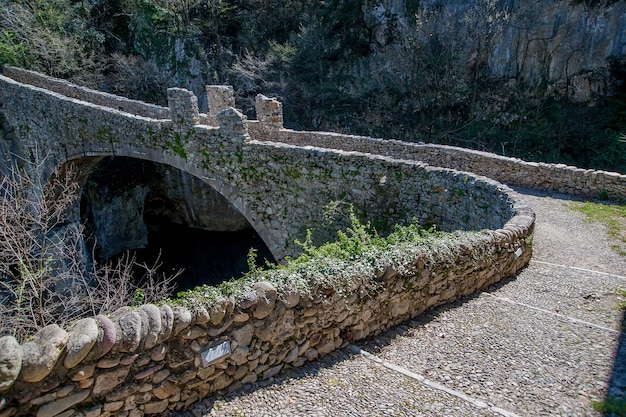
[159,305,174,342]
[284,345,299,364]
[208,304,227,326]
[64,318,99,369]
[94,315,117,358]
[195,307,210,325]
[252,282,277,319]
[96,357,120,369]
[120,354,139,366]
[143,399,168,414]
[153,380,178,400]
[82,404,102,417]
[79,377,95,389]
[103,400,124,412]
[232,324,254,347]
[138,304,162,349]
[212,374,233,391]
[262,364,283,380]
[150,344,167,362]
[281,290,300,308]
[134,364,163,380]
[115,311,142,353]
[71,364,95,382]
[182,326,207,340]
[35,390,89,417]
[173,307,193,335]
[93,367,130,396]
[152,369,170,385]
[21,325,68,383]
[0,336,22,391]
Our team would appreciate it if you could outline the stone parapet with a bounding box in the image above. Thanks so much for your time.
[167,88,200,129]
[255,94,283,131]
[1,65,170,120]
[253,129,626,200]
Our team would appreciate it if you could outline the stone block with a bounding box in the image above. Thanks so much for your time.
[0,336,22,391]
[64,318,99,369]
[92,367,130,396]
[21,325,68,383]
[35,390,89,417]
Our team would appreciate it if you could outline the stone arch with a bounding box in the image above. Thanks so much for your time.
[55,148,286,265]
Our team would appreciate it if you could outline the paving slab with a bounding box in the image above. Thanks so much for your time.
[490,261,625,331]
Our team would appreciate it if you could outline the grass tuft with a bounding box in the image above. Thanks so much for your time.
[567,200,626,255]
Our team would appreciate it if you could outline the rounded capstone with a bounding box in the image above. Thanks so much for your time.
[94,315,116,358]
[173,306,193,335]
[64,318,99,369]
[138,304,162,349]
[252,281,277,319]
[115,311,142,353]
[281,290,301,308]
[195,307,210,325]
[159,304,174,342]
[0,336,22,391]
[21,324,68,382]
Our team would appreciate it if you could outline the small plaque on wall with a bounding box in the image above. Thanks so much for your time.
[201,340,231,367]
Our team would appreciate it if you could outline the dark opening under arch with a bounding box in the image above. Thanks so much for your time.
[79,156,274,292]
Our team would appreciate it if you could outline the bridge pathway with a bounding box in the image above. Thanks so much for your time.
[176,189,626,417]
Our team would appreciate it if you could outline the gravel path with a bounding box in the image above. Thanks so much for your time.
[177,188,626,417]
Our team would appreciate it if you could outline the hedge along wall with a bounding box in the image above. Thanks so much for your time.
[0,71,535,417]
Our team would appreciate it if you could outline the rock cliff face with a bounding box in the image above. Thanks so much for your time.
[367,0,626,102]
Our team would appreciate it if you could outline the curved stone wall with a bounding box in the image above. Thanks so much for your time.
[0,206,533,417]
[248,127,626,200]
[0,67,542,416]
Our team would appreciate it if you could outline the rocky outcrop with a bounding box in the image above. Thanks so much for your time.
[370,0,626,102]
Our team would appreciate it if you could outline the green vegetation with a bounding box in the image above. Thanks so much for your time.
[617,288,626,310]
[592,397,626,416]
[169,132,188,159]
[174,205,490,306]
[567,200,626,255]
[0,1,625,172]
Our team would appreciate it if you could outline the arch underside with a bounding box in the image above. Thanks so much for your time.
[58,147,285,262]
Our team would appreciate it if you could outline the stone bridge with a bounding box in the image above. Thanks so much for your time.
[4,66,626,417]
[0,66,535,262]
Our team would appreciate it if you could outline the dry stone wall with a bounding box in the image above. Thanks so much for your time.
[0,224,533,417]
[0,66,543,416]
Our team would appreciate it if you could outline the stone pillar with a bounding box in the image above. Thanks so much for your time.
[218,107,249,140]
[167,88,199,129]
[255,94,283,131]
[206,85,235,126]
